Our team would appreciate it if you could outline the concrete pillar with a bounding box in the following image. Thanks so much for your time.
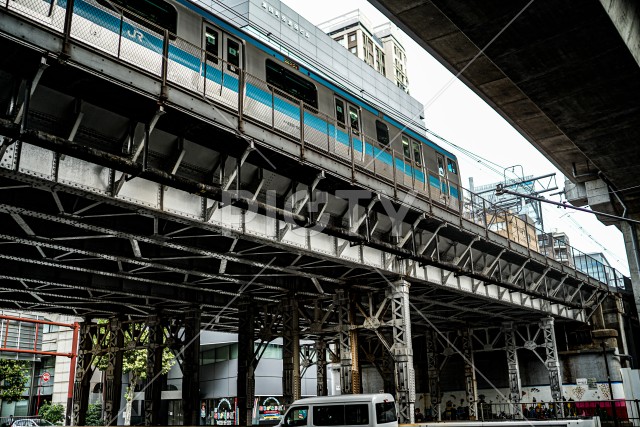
[72,320,94,427]
[237,298,255,427]
[182,308,201,426]
[621,221,640,324]
[145,315,164,426]
[282,297,300,404]
[502,322,522,410]
[104,318,124,426]
[389,280,415,423]
[541,317,564,417]
[461,329,478,420]
[316,340,327,396]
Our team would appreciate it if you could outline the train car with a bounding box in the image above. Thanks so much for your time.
[6,0,462,205]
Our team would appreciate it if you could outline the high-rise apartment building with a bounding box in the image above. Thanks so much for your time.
[318,11,410,92]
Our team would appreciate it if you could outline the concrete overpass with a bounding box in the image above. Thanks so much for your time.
[367,0,640,315]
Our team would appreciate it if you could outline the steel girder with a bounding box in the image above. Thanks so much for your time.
[71,320,95,427]
[144,314,164,426]
[503,321,523,412]
[461,329,478,420]
[0,114,607,327]
[282,297,301,404]
[237,298,255,427]
[104,317,124,426]
[388,280,415,424]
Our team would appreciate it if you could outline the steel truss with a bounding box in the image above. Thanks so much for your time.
[0,11,621,425]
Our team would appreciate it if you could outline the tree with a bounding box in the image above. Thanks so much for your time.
[94,321,176,425]
[85,403,104,426]
[39,401,65,424]
[0,359,29,402]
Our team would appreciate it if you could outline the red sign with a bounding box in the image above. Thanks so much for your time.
[41,372,50,383]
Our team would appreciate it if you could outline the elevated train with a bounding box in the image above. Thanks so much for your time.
[7,0,461,203]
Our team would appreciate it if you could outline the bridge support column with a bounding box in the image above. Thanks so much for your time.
[72,320,95,427]
[337,289,359,394]
[237,297,255,426]
[316,339,327,396]
[503,321,522,417]
[282,297,300,404]
[461,328,478,420]
[182,308,201,426]
[389,280,415,423]
[145,314,164,426]
[540,317,564,417]
[104,318,124,426]
[426,328,441,421]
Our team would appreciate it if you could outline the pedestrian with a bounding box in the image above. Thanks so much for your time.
[414,408,424,422]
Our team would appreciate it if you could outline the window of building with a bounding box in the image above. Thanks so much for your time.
[348,32,356,42]
[375,120,389,146]
[96,0,177,34]
[447,158,457,174]
[266,59,318,108]
[349,46,357,55]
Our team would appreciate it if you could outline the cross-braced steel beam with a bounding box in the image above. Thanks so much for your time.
[461,328,478,420]
[282,297,301,404]
[540,316,564,417]
[503,321,522,416]
[388,280,415,423]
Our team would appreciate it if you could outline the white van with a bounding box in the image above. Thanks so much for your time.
[277,394,398,427]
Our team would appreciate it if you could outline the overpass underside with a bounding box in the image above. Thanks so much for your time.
[0,4,614,424]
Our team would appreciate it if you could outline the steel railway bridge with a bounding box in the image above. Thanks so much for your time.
[0,2,628,425]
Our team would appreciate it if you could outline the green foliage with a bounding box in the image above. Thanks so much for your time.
[85,403,104,426]
[0,359,29,402]
[39,401,65,424]
[92,320,176,399]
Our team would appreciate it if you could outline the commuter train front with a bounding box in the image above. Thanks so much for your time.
[8,0,461,205]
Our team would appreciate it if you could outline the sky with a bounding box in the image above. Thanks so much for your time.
[280,0,630,276]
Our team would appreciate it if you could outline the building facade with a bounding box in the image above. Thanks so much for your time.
[318,11,409,92]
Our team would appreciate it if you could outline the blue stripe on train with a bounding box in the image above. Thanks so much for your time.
[68,0,456,198]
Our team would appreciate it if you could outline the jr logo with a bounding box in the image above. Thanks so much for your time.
[126,29,144,42]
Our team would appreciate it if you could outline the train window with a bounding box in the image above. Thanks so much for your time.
[335,99,345,125]
[266,59,318,108]
[348,106,360,133]
[226,38,240,72]
[447,158,458,175]
[437,155,445,176]
[412,140,422,167]
[96,0,177,34]
[375,121,389,146]
[205,28,219,63]
[402,136,411,159]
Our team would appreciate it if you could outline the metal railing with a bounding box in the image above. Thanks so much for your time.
[2,0,630,290]
[422,400,640,424]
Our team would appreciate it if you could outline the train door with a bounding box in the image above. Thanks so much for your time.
[436,153,448,196]
[347,104,363,159]
[333,97,349,156]
[401,135,413,186]
[411,139,425,187]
